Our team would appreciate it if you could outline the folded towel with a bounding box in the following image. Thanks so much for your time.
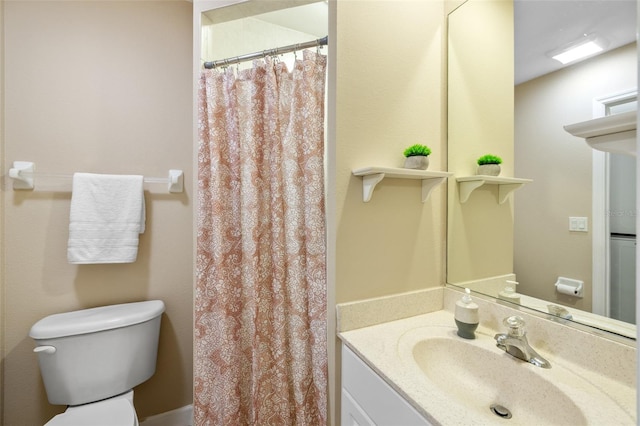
[68,173,145,264]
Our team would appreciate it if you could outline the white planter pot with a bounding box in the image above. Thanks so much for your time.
[404,155,429,170]
[477,164,501,176]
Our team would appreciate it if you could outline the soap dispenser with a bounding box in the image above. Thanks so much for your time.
[454,288,479,339]
[499,280,521,304]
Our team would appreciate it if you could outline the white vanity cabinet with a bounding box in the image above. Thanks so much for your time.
[341,345,433,426]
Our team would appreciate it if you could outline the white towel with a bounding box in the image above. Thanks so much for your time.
[68,173,145,264]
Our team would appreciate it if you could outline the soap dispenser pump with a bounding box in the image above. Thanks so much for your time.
[455,288,479,339]
[499,280,521,304]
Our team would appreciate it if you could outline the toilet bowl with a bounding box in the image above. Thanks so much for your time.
[45,391,138,426]
[30,300,165,426]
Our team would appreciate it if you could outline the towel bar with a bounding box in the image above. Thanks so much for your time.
[8,161,184,193]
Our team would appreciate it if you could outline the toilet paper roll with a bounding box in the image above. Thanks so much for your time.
[556,283,578,295]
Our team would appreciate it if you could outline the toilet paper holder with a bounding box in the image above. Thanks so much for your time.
[555,277,584,298]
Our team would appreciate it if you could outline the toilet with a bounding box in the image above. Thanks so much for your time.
[29,300,165,426]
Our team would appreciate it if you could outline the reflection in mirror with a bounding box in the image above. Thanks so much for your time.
[447,0,637,340]
[514,0,636,336]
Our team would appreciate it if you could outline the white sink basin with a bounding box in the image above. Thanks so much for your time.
[413,336,585,424]
[396,326,635,425]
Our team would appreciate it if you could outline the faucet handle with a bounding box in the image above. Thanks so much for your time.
[503,316,526,337]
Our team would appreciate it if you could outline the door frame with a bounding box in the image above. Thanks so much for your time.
[591,88,637,317]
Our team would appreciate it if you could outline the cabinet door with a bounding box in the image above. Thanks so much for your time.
[341,388,375,426]
[341,345,432,426]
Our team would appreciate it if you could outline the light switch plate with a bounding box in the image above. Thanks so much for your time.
[569,217,588,232]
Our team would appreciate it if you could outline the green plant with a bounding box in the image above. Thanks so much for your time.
[403,144,432,157]
[477,154,502,165]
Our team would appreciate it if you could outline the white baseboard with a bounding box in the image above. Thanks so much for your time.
[139,404,193,426]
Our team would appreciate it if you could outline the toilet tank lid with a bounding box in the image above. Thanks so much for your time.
[29,300,165,339]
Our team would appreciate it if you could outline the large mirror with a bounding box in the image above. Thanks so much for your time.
[447,0,637,340]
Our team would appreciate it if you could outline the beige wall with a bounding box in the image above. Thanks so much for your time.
[335,0,446,304]
[333,2,446,423]
[447,0,515,283]
[514,43,637,311]
[2,1,193,424]
[0,0,5,421]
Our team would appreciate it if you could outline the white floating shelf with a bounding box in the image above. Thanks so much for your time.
[352,167,452,202]
[564,111,636,157]
[457,175,532,204]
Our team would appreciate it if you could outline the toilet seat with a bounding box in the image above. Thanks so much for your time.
[45,397,137,426]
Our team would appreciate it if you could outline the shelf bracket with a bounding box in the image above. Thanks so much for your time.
[421,177,446,202]
[498,183,525,204]
[458,179,485,203]
[362,172,385,202]
[457,176,531,204]
[353,167,451,202]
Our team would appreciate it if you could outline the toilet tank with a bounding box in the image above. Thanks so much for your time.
[29,300,165,406]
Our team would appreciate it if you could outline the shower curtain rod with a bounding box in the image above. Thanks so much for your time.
[203,36,328,69]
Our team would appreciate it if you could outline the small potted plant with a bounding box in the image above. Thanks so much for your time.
[403,144,432,170]
[476,154,502,176]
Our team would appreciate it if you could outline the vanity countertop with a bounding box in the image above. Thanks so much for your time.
[338,288,636,425]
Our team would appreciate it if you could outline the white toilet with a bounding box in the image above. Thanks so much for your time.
[29,300,165,426]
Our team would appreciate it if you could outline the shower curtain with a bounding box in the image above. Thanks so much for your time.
[195,50,328,425]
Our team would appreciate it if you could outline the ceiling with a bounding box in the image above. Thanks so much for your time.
[515,0,637,85]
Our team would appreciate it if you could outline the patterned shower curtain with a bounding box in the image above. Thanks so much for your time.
[195,50,328,425]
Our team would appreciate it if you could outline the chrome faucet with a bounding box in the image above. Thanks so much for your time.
[494,316,551,369]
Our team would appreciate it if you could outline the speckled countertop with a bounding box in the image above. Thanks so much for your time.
[337,287,636,425]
